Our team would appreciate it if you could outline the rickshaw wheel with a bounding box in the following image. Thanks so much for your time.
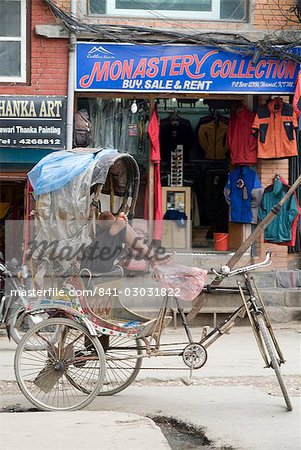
[14,318,105,411]
[73,335,143,396]
[98,335,143,395]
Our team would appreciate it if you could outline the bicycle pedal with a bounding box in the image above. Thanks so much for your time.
[181,376,194,386]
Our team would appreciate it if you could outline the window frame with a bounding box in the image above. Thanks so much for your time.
[107,0,219,20]
[0,0,27,83]
[89,0,248,21]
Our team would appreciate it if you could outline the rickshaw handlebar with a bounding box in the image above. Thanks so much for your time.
[210,251,272,278]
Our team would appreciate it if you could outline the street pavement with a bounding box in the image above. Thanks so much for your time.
[0,322,300,450]
[0,411,170,450]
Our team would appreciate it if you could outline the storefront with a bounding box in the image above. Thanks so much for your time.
[75,43,301,257]
[0,96,67,257]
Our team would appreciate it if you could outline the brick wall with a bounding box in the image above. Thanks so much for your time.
[56,1,70,9]
[253,0,298,30]
[0,0,68,96]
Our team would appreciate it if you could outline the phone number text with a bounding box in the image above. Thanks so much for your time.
[94,287,180,297]
[0,138,62,145]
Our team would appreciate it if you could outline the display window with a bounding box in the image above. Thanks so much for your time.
[157,97,232,249]
[76,95,247,250]
[75,93,300,254]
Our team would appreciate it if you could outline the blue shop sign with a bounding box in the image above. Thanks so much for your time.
[76,43,301,94]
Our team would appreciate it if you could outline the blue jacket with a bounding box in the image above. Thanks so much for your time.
[163,209,187,227]
[224,166,263,224]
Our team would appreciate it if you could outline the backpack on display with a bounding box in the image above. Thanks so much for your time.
[73,109,92,147]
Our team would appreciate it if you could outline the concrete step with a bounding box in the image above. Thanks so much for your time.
[170,252,301,289]
[171,307,301,327]
[120,272,301,324]
[127,292,301,325]
[264,306,301,323]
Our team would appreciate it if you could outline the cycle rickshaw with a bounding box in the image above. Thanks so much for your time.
[14,148,294,412]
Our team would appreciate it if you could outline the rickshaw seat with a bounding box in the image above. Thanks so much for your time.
[72,268,173,337]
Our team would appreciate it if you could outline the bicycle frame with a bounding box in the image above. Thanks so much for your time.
[17,252,285,367]
[135,271,286,374]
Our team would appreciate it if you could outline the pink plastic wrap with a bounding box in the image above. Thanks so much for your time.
[153,264,207,301]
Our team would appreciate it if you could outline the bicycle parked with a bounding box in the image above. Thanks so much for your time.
[0,253,60,350]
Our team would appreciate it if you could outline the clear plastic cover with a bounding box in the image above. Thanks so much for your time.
[30,149,139,287]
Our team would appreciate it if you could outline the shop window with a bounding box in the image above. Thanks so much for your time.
[89,0,247,21]
[0,0,27,83]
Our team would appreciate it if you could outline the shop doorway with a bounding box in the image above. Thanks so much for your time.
[76,95,247,250]
[0,176,26,260]
[157,97,232,249]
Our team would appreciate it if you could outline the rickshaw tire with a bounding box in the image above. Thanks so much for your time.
[14,318,106,411]
[97,337,143,396]
[256,315,293,411]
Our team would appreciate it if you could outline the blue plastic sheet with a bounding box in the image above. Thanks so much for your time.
[28,148,118,196]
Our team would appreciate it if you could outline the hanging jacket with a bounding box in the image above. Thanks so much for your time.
[227,107,257,165]
[198,119,228,160]
[252,97,298,159]
[293,69,301,130]
[159,115,194,165]
[224,166,264,224]
[258,177,301,246]
[196,113,229,158]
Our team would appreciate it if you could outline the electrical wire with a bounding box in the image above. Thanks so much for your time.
[291,1,301,22]
[43,0,301,63]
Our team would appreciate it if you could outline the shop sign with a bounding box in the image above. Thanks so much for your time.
[0,96,67,149]
[76,43,300,94]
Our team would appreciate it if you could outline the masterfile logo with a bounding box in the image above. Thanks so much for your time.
[87,45,115,59]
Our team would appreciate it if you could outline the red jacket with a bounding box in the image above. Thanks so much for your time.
[227,107,257,165]
[293,69,301,129]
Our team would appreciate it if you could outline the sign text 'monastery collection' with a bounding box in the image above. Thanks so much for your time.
[76,44,300,93]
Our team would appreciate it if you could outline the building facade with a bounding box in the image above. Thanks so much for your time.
[0,0,300,268]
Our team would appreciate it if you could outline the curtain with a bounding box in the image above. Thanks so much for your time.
[88,98,143,155]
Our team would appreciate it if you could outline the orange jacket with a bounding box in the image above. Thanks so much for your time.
[252,98,298,159]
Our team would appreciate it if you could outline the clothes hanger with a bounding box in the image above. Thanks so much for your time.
[169,109,179,118]
[169,109,180,125]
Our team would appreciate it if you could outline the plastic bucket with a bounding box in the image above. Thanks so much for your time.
[213,233,229,251]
